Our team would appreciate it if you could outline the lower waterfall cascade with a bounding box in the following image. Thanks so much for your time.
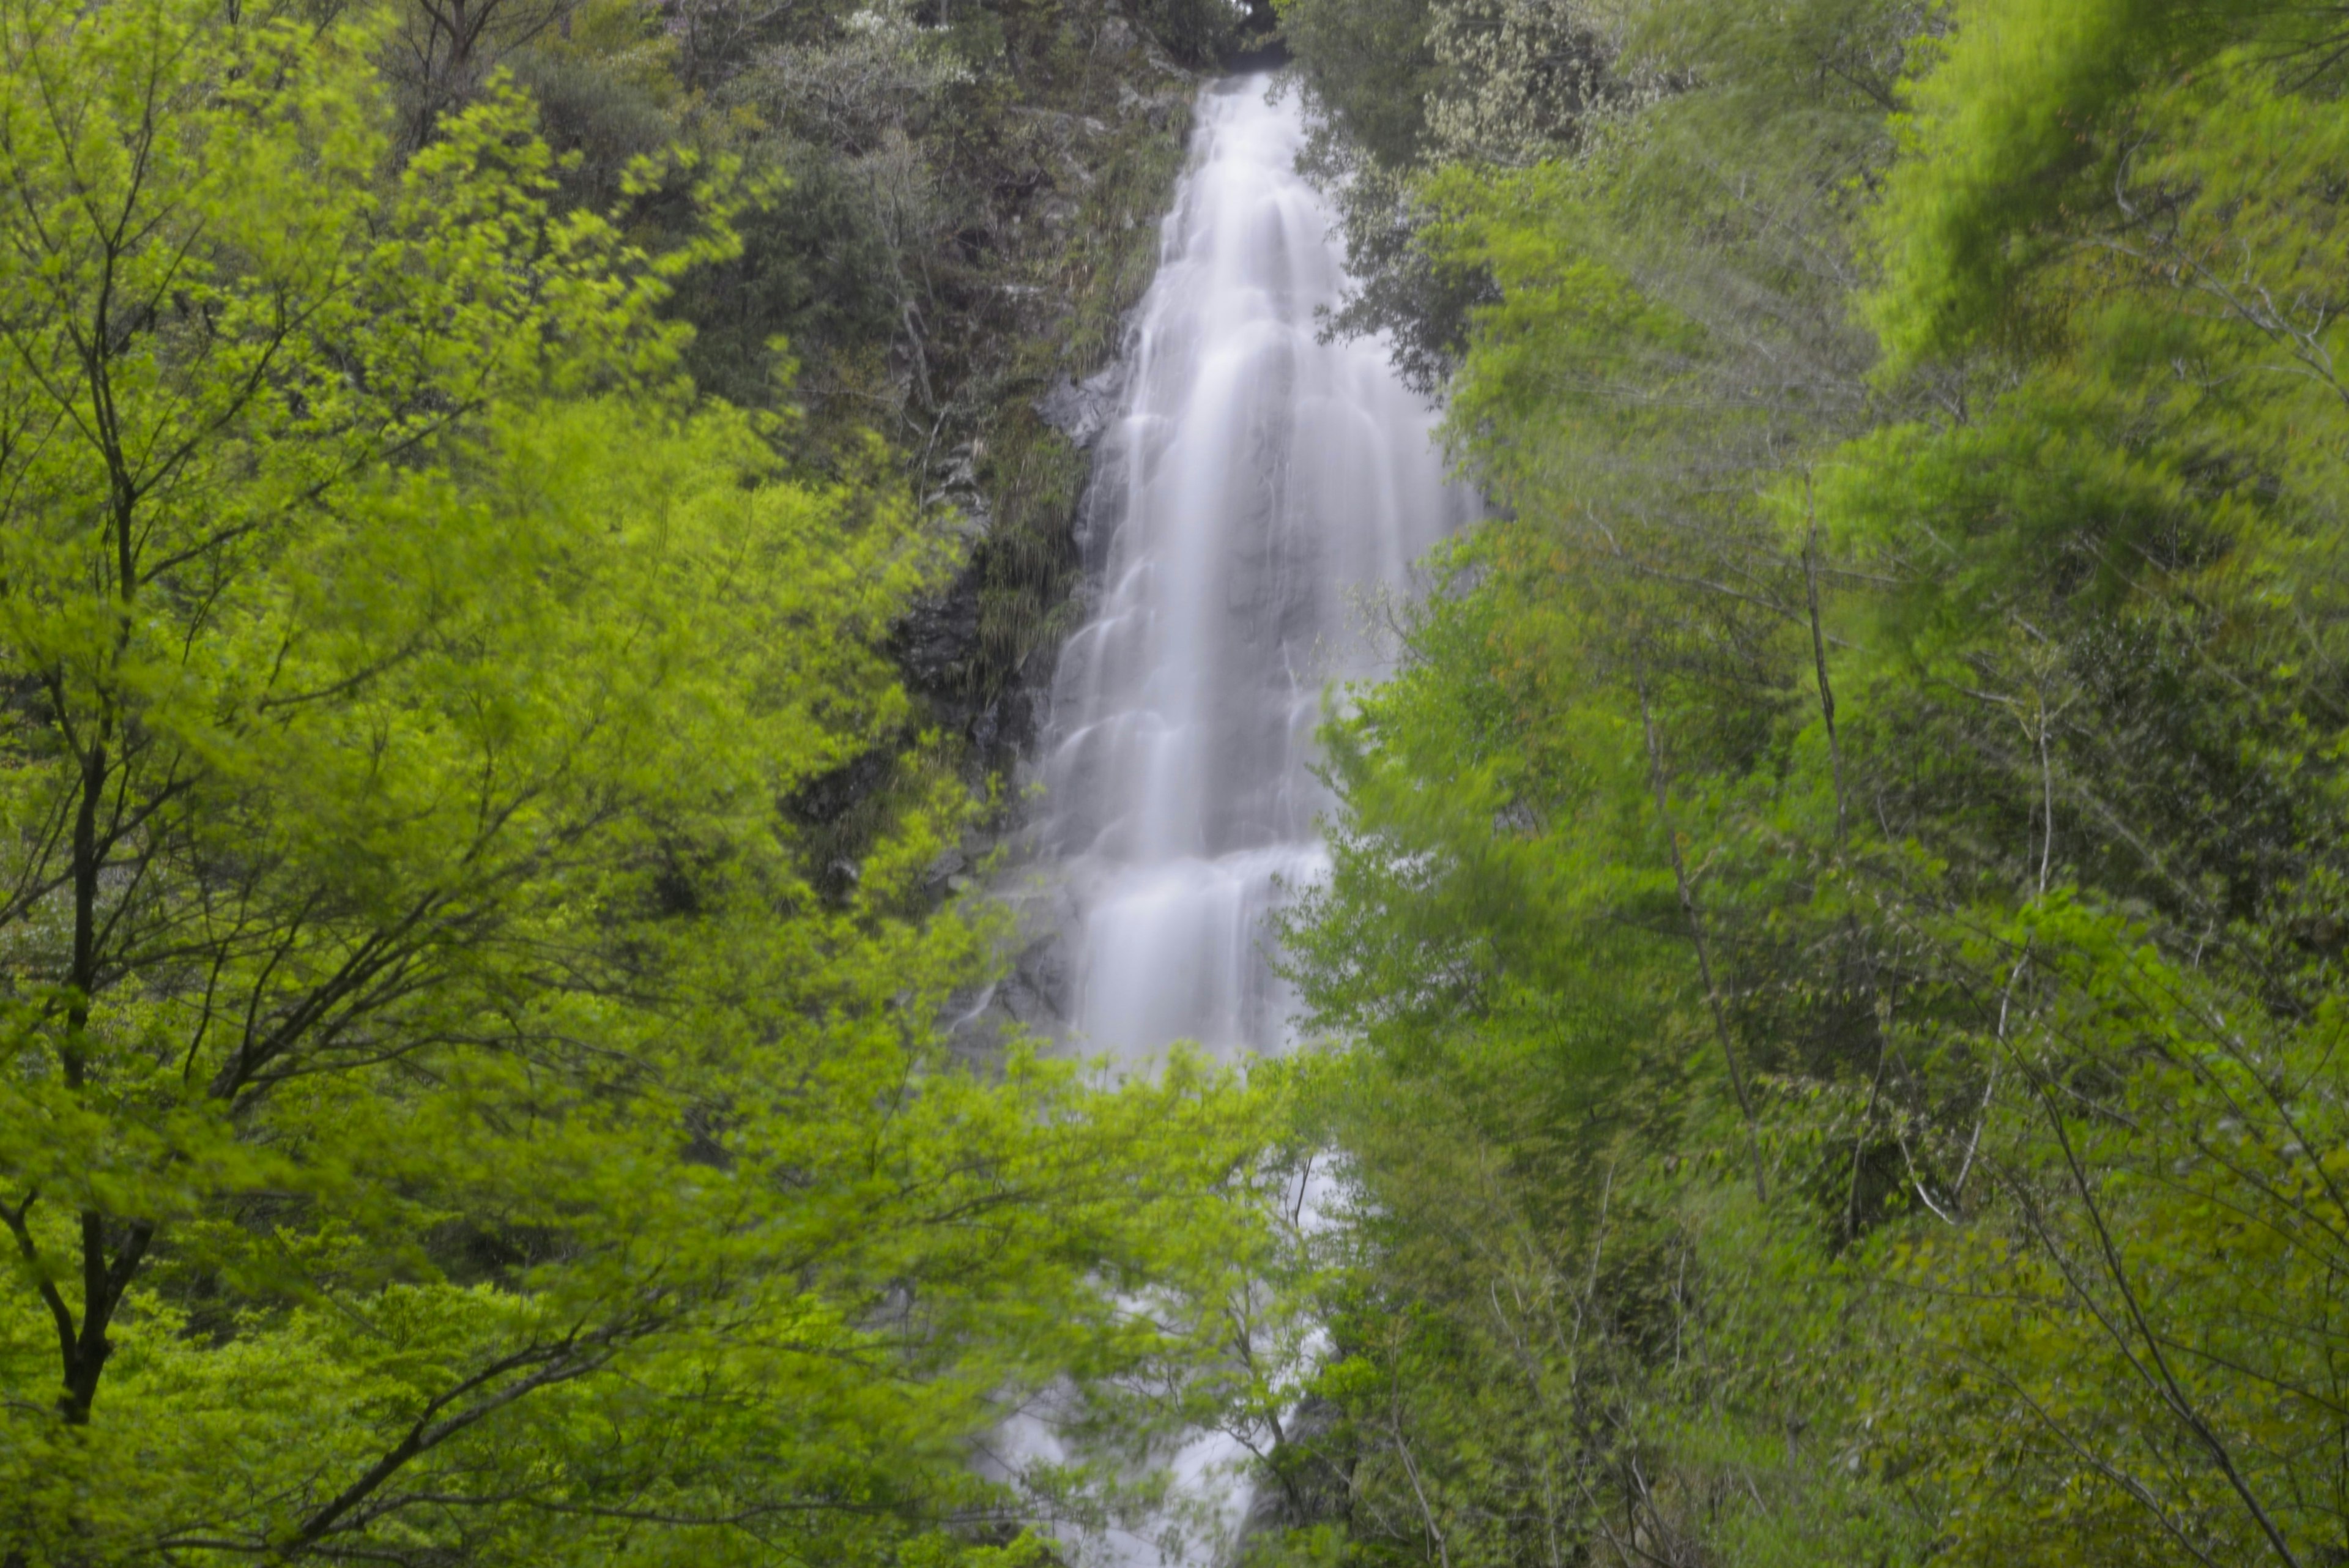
[1003,73,1474,1566]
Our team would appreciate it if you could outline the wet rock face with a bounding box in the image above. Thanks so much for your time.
[998,934,1071,1027]
[889,434,1039,773]
[894,557,987,697]
[888,537,996,755]
[1035,365,1126,450]
[888,549,1050,774]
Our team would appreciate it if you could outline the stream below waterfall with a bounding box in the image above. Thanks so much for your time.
[1002,72,1474,1566]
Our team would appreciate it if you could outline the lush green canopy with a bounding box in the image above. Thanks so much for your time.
[1261,0,2349,1563]
[0,1,1282,1562]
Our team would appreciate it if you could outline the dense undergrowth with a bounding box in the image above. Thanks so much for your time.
[1253,0,2349,1563]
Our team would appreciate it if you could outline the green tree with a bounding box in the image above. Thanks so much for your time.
[0,1,1281,1561]
[1266,0,2349,1563]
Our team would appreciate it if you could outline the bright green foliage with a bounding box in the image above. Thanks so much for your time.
[1867,0,2349,368]
[1268,0,2349,1562]
[0,1,1282,1562]
[1876,899,2349,1565]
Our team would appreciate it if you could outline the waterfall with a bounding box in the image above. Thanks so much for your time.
[998,73,1471,1568]
[1039,74,1471,1061]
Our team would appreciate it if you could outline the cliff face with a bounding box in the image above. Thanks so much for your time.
[877,45,1196,781]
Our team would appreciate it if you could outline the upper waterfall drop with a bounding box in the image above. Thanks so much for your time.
[1038,75,1474,1061]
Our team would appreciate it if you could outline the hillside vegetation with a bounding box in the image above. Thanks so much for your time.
[1258,1,2349,1564]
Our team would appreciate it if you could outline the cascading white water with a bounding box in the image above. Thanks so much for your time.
[1004,73,1472,1568]
[1041,75,1471,1063]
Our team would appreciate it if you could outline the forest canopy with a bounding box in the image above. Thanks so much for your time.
[1260,0,2349,1563]
[0,0,1289,1561]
